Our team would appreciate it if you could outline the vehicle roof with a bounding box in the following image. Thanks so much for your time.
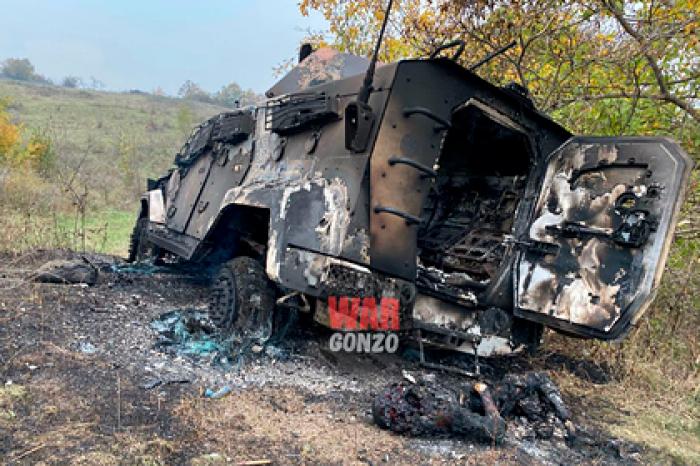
[266,47,373,98]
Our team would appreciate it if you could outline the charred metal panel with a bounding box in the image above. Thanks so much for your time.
[147,189,166,224]
[147,222,201,259]
[166,154,214,233]
[266,93,340,135]
[515,137,692,339]
[413,294,478,334]
[369,63,450,280]
[187,139,254,239]
[412,295,521,356]
[212,66,396,285]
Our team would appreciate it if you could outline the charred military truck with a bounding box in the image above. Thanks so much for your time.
[129,32,692,356]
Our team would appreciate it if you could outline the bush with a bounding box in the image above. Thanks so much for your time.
[61,76,83,88]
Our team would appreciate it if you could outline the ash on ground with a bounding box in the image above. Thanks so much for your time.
[0,251,643,465]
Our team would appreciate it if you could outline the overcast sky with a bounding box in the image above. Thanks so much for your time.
[0,0,328,95]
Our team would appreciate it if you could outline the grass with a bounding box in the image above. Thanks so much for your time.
[553,369,700,464]
[54,209,135,256]
[0,78,227,256]
[0,208,134,257]
[0,78,227,210]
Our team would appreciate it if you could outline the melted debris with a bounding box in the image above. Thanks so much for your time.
[151,310,227,360]
[373,378,506,444]
[373,372,575,445]
[149,309,292,369]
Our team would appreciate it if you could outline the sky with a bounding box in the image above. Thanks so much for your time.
[0,0,329,95]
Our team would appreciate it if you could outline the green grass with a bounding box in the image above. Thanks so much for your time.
[54,209,135,256]
[0,79,228,255]
[0,208,135,257]
[0,79,227,210]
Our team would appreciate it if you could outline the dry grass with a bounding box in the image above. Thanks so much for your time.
[543,187,700,463]
[173,386,516,465]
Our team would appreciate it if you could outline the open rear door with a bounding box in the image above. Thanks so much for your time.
[515,137,692,339]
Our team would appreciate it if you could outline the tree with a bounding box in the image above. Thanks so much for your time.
[178,80,213,103]
[87,76,104,90]
[213,82,263,108]
[1,58,38,81]
[300,0,700,153]
[214,82,243,107]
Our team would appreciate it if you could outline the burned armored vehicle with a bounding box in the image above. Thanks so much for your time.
[129,38,692,356]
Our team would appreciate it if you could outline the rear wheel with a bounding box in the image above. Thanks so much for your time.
[208,257,276,342]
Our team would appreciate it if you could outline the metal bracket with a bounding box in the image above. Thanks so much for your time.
[374,205,423,225]
[388,156,437,178]
[402,107,451,131]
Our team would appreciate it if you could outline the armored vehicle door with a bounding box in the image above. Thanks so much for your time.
[186,140,253,239]
[166,154,214,233]
[166,113,255,234]
[515,137,692,339]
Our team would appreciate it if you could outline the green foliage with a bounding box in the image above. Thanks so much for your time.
[213,82,262,108]
[178,80,263,108]
[1,58,37,81]
[301,0,700,155]
[213,82,244,107]
[1,57,49,83]
[178,80,212,103]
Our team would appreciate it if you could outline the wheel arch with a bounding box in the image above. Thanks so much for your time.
[197,203,272,265]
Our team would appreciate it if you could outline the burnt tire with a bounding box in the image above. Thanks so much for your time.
[127,217,161,263]
[208,257,275,342]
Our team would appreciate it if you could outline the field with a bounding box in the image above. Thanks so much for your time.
[0,79,227,255]
[0,78,698,464]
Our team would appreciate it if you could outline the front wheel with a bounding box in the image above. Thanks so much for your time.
[127,217,161,263]
[208,257,276,343]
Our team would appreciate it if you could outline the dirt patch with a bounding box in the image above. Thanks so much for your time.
[0,250,658,464]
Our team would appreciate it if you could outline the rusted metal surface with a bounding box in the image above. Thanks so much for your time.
[266,48,374,98]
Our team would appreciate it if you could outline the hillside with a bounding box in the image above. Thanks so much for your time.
[0,79,230,254]
[0,79,228,208]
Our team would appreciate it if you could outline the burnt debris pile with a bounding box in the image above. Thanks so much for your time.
[149,309,291,369]
[372,371,575,445]
[151,310,226,359]
[31,257,104,285]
